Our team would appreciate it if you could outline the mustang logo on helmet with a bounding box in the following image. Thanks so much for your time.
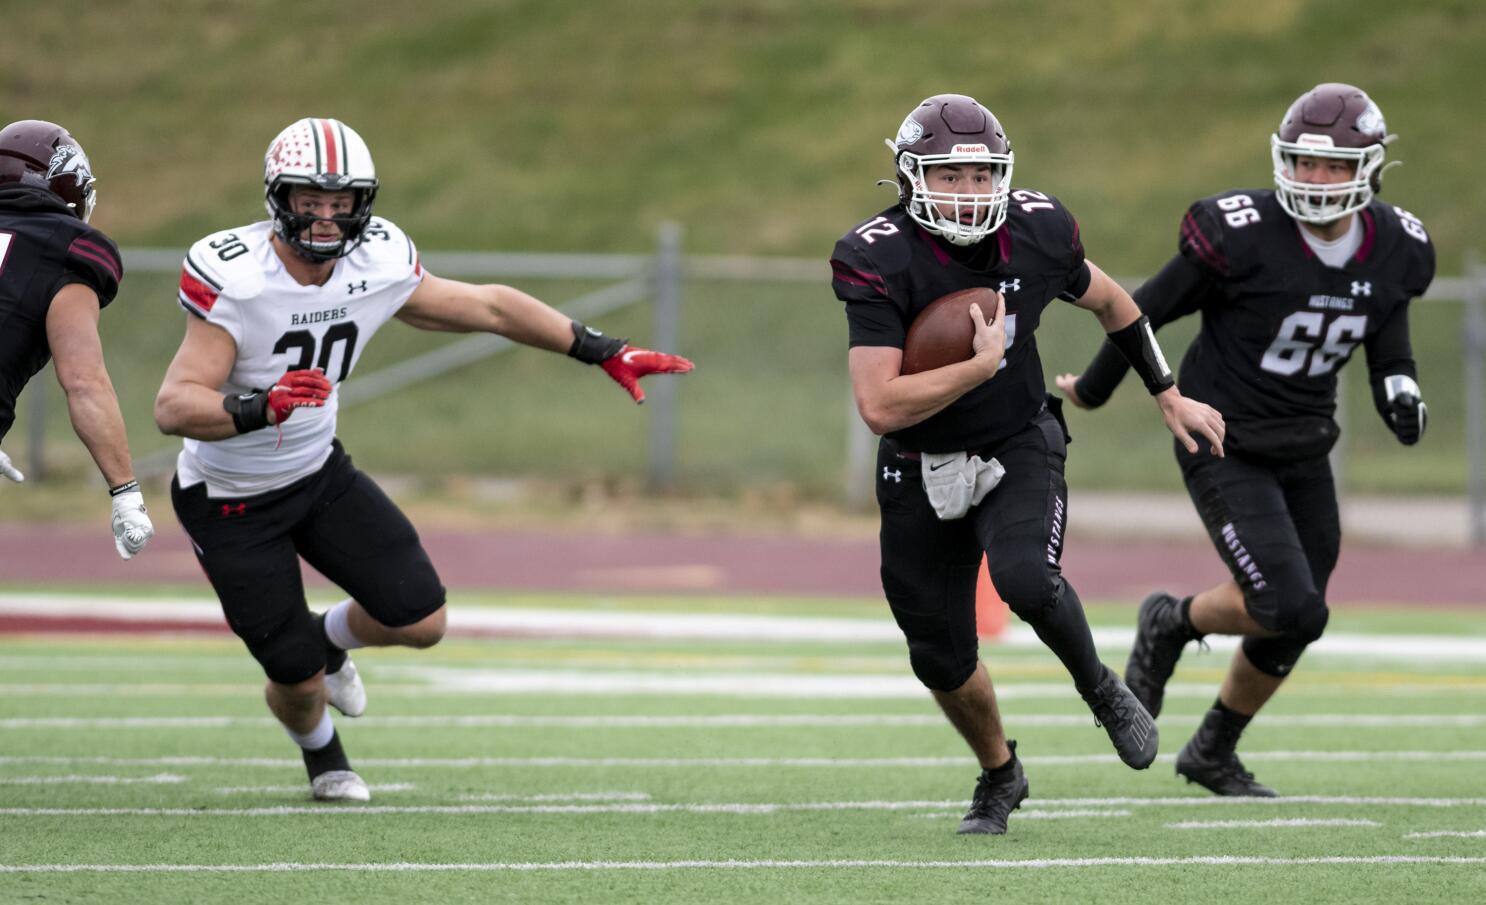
[46,144,93,186]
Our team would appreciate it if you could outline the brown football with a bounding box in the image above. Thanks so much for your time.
[900,287,999,375]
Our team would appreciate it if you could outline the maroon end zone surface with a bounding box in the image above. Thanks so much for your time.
[0,523,1481,607]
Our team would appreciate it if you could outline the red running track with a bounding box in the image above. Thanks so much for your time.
[0,523,1481,607]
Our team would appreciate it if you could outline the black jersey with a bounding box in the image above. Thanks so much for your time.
[1078,189,1433,460]
[0,186,123,441]
[830,194,1091,453]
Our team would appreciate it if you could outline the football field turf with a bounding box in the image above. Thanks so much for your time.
[1,593,1483,904]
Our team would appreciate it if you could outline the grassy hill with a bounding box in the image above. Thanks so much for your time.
[3,0,1481,499]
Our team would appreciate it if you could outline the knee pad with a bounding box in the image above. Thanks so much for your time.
[989,555,1058,622]
[907,637,978,692]
[249,623,326,686]
[1242,593,1327,677]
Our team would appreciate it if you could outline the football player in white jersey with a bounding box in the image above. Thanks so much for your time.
[154,118,693,802]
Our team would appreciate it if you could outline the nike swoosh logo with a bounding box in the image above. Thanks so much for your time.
[929,461,952,472]
[621,350,642,365]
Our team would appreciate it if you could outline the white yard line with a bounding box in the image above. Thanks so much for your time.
[1405,830,1486,839]
[1,856,1484,873]
[4,592,1485,662]
[914,810,1132,820]
[1168,818,1381,829]
[5,713,1485,730]
[0,794,1480,818]
[216,783,415,794]
[0,773,186,786]
[4,752,1486,770]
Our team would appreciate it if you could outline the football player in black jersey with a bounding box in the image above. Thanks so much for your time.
[1058,83,1434,797]
[830,94,1225,835]
[0,120,153,559]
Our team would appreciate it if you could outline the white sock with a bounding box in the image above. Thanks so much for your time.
[324,598,368,651]
[284,709,335,751]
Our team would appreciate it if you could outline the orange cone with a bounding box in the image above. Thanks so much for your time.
[976,553,1008,639]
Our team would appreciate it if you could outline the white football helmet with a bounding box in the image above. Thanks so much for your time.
[263,118,379,261]
[1271,83,1392,225]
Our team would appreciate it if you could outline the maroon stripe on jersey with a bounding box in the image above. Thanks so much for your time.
[997,222,1013,264]
[179,270,219,313]
[68,237,122,281]
[914,225,953,266]
[1354,208,1376,263]
[1181,212,1226,274]
[830,260,885,289]
[413,254,423,277]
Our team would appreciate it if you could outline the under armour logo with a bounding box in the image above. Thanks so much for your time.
[998,278,1021,294]
[1351,281,1372,297]
[882,467,902,483]
[219,503,247,517]
[347,280,369,295]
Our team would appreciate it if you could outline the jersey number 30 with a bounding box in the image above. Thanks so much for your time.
[273,322,360,382]
[1260,312,1367,377]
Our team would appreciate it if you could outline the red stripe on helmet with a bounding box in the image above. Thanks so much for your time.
[318,119,339,174]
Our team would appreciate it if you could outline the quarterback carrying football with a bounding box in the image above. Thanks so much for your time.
[1059,83,1434,797]
[829,94,1224,835]
[154,117,692,802]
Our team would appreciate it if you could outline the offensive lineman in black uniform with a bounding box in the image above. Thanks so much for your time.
[0,120,153,559]
[831,95,1226,835]
[1058,84,1434,796]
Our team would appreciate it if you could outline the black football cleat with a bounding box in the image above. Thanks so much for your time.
[1124,591,1202,719]
[1081,665,1159,769]
[1175,707,1277,797]
[957,741,1029,835]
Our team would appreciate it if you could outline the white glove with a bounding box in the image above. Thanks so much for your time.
[110,485,154,560]
[921,451,1006,520]
[0,449,23,482]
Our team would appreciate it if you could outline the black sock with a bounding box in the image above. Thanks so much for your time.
[302,730,352,779]
[1178,595,1197,633]
[1025,579,1105,693]
[315,611,348,675]
[1212,697,1254,731]
[984,740,1019,776]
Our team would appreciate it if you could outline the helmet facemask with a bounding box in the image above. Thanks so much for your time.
[267,178,377,262]
[1271,135,1385,225]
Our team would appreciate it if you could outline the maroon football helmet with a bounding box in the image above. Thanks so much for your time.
[1270,83,1392,224]
[0,120,97,222]
[886,94,1014,245]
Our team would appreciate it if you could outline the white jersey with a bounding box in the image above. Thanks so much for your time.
[174,218,423,497]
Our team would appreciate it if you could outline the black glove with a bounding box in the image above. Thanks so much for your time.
[1382,375,1427,446]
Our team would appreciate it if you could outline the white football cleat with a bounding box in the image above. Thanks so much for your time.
[311,769,371,802]
[325,655,366,718]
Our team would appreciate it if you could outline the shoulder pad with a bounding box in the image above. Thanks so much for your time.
[1178,189,1276,279]
[836,208,911,254]
[1367,201,1435,296]
[183,225,267,301]
[348,217,421,279]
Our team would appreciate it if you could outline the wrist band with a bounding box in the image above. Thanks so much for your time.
[567,320,627,365]
[222,390,270,433]
[1107,315,1175,395]
[109,479,139,497]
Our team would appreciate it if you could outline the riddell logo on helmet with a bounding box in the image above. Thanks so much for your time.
[951,144,990,154]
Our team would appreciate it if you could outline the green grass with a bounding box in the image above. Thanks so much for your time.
[1,593,1485,903]
[4,1,1481,500]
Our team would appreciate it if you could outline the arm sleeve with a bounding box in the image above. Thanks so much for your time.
[53,230,123,309]
[1365,300,1418,419]
[1073,252,1214,407]
[830,244,904,348]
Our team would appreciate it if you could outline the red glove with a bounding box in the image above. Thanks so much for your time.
[266,369,333,424]
[599,346,694,404]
